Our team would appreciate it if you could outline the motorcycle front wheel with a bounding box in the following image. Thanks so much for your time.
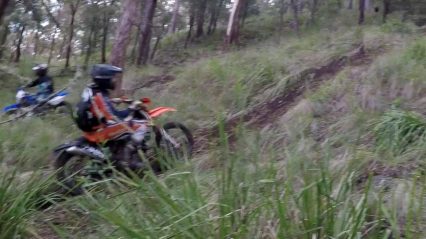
[157,122,194,164]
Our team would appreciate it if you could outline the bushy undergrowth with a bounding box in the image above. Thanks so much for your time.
[374,109,426,155]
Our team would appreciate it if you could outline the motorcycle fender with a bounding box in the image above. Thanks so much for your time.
[65,146,106,160]
[48,96,65,106]
[3,104,20,113]
[53,138,105,160]
[149,107,177,118]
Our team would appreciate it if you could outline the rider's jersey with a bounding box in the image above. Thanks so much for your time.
[85,86,130,122]
[27,76,54,99]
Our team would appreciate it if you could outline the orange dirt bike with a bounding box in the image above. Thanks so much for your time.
[52,97,194,195]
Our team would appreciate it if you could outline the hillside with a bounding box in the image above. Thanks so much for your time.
[0,10,426,239]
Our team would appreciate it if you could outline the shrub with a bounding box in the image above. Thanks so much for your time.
[374,109,426,155]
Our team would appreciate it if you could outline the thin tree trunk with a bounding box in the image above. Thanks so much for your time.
[207,0,224,35]
[101,14,109,63]
[240,0,250,29]
[224,0,245,47]
[84,27,94,67]
[0,0,10,25]
[131,27,140,64]
[279,0,287,26]
[382,0,390,23]
[348,0,353,10]
[207,3,217,35]
[14,24,25,63]
[100,0,116,63]
[184,12,195,48]
[359,0,365,25]
[48,28,57,65]
[110,0,141,96]
[0,23,9,59]
[336,0,342,9]
[290,0,300,37]
[212,0,224,34]
[65,8,77,68]
[150,35,161,60]
[195,0,207,38]
[310,0,319,24]
[168,0,180,34]
[33,27,40,56]
[136,0,157,66]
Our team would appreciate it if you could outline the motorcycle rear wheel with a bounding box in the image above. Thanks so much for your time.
[55,152,104,195]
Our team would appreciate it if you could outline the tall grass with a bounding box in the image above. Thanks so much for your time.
[374,109,426,155]
[58,125,425,239]
[0,169,57,238]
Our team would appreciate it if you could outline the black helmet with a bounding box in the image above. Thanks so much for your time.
[32,63,48,77]
[91,64,123,90]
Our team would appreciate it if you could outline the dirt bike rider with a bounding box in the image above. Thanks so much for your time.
[77,64,145,170]
[24,64,54,101]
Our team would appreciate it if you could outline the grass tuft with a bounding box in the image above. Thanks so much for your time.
[374,109,426,155]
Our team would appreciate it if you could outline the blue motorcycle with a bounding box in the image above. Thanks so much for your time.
[2,88,72,117]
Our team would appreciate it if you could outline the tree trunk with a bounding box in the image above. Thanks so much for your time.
[240,0,250,29]
[0,0,10,25]
[0,23,9,59]
[101,14,109,63]
[290,0,300,37]
[131,27,140,64]
[310,0,319,24]
[382,0,390,23]
[207,2,217,35]
[336,0,342,9]
[65,8,77,69]
[207,0,224,35]
[348,0,353,10]
[110,0,141,95]
[14,24,25,63]
[279,0,287,26]
[136,0,157,66]
[168,0,180,34]
[110,0,140,67]
[150,35,161,60]
[33,27,40,56]
[84,27,94,67]
[365,0,370,11]
[359,0,365,25]
[195,0,207,38]
[224,0,245,47]
[48,28,57,65]
[184,11,195,48]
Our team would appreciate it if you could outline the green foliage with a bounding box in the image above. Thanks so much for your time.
[0,170,56,238]
[404,38,426,62]
[374,109,426,155]
[0,116,77,171]
[381,16,416,34]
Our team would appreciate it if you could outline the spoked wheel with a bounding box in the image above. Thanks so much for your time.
[157,122,194,164]
[55,152,103,195]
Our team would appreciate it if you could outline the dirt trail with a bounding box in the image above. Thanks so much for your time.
[194,45,385,152]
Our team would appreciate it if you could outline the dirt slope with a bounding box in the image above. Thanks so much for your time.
[193,44,387,152]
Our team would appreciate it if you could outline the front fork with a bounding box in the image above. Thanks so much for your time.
[160,128,181,149]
